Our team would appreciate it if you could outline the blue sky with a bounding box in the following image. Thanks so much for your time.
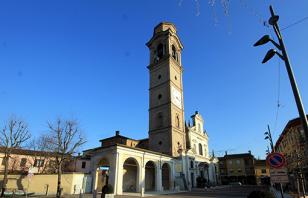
[1,0,308,158]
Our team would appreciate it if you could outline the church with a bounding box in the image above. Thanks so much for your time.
[83,22,219,195]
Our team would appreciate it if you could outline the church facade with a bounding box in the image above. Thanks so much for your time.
[83,22,219,195]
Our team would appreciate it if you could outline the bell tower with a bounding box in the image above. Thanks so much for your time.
[146,22,186,157]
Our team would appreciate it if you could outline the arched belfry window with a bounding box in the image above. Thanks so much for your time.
[156,43,164,61]
[199,143,203,156]
[172,45,178,61]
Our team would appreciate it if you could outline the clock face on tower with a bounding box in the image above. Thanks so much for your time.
[171,86,182,109]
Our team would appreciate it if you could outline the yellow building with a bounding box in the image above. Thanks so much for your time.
[218,152,257,185]
[254,160,270,185]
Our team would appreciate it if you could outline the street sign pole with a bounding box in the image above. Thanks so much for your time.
[267,152,289,198]
[280,183,284,198]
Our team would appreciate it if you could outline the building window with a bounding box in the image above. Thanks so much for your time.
[157,112,163,127]
[244,159,250,165]
[236,160,240,165]
[261,169,266,174]
[176,114,180,128]
[81,161,86,169]
[20,158,27,167]
[238,169,242,173]
[158,94,162,100]
[34,159,45,167]
[190,160,194,168]
[228,160,232,165]
[198,143,203,156]
[158,74,161,79]
[193,144,197,154]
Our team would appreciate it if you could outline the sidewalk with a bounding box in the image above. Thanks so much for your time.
[270,187,293,198]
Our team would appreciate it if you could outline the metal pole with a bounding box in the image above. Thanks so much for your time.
[280,183,284,198]
[267,125,275,152]
[269,5,308,141]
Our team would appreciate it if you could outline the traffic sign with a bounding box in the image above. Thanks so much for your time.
[270,167,289,183]
[266,152,286,169]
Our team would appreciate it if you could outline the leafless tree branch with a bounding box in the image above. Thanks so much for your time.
[45,118,86,198]
[0,117,31,197]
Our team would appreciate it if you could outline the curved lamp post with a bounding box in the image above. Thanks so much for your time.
[254,5,308,143]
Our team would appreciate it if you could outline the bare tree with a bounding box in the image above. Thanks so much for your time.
[46,118,86,198]
[27,135,57,173]
[0,117,31,197]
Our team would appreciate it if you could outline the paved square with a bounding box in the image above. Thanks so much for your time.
[115,186,268,198]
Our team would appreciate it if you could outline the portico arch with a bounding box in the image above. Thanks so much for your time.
[96,158,110,192]
[145,161,156,191]
[123,157,139,192]
[161,163,171,191]
[198,162,210,186]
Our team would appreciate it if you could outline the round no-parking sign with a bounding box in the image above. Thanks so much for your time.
[266,152,286,169]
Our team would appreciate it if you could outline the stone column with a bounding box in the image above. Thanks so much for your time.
[115,152,123,195]
[92,167,98,193]
[156,160,162,192]
[207,166,210,185]
[109,152,119,195]
[139,157,145,196]
[171,162,175,190]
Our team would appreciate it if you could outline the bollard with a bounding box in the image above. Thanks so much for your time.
[45,184,49,196]
[79,188,83,198]
[93,189,97,198]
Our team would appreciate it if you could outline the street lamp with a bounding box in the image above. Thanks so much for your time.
[254,5,308,143]
[266,146,270,155]
[254,35,281,50]
[264,125,274,152]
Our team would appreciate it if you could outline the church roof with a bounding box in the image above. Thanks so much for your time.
[83,143,174,159]
[98,134,135,142]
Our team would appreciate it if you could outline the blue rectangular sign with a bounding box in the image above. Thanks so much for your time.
[99,166,110,171]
